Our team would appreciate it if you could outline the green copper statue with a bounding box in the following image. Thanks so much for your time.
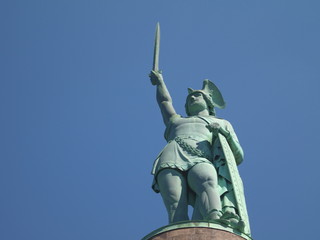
[148,23,251,236]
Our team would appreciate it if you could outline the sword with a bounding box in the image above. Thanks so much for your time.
[218,133,251,235]
[152,22,160,72]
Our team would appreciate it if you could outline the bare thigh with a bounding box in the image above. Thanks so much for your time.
[187,163,218,192]
[157,169,189,222]
[187,163,221,220]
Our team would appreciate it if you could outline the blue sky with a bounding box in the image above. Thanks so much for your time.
[1,1,320,239]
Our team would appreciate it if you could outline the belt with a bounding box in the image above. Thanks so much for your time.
[174,136,212,160]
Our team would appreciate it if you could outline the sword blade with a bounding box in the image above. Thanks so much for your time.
[152,22,160,71]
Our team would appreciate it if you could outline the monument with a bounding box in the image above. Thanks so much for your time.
[143,23,252,240]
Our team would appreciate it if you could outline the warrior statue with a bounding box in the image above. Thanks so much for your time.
[149,23,251,236]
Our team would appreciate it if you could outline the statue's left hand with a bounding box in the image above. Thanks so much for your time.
[206,123,231,139]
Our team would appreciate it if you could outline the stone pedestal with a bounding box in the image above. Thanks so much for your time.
[142,221,252,240]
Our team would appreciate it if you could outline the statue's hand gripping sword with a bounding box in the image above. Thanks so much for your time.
[150,22,161,85]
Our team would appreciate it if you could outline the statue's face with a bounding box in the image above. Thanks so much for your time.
[186,92,208,114]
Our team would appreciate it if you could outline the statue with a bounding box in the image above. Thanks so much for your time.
[148,23,251,236]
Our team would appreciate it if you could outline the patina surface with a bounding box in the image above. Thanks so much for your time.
[148,23,250,236]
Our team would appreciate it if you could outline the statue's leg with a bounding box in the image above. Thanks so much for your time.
[157,169,189,223]
[221,192,245,231]
[191,196,203,220]
[187,163,222,220]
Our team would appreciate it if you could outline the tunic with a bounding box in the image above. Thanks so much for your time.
[151,114,233,199]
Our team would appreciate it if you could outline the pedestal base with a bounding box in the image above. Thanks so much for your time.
[142,221,252,240]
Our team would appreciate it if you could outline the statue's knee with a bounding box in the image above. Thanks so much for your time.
[160,187,183,204]
[202,178,218,189]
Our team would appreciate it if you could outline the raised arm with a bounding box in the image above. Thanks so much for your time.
[149,70,177,126]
